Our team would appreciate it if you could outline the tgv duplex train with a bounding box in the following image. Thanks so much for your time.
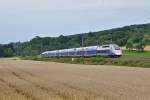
[41,44,122,58]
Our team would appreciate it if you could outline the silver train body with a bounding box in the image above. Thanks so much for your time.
[41,44,122,58]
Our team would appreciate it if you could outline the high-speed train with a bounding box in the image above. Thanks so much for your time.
[41,44,122,58]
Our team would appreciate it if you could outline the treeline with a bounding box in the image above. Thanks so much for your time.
[0,44,14,57]
[1,23,150,57]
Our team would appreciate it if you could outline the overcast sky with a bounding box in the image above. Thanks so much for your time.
[0,0,150,44]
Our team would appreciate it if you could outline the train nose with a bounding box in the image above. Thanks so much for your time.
[115,50,122,55]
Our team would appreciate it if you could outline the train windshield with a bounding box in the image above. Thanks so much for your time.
[102,45,110,48]
[114,45,120,50]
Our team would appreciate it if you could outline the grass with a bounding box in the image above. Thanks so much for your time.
[123,50,150,58]
[21,50,150,68]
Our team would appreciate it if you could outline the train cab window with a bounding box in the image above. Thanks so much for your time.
[102,46,110,48]
[114,45,120,50]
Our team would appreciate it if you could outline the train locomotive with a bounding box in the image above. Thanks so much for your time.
[41,44,122,58]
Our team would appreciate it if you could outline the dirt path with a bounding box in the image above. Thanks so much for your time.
[0,58,150,100]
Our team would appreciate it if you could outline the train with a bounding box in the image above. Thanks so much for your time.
[41,44,122,58]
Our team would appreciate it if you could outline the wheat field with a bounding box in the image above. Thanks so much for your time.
[145,45,150,51]
[0,58,150,100]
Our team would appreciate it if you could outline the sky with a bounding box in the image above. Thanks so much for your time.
[0,0,150,44]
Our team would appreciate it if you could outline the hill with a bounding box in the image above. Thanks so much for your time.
[0,23,150,57]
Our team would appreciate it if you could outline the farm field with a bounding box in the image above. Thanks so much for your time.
[0,58,150,100]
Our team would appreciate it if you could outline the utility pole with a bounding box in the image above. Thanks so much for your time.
[110,32,113,44]
[40,43,43,54]
[81,34,86,57]
[82,35,84,47]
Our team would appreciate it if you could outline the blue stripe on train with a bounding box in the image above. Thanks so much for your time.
[97,49,115,56]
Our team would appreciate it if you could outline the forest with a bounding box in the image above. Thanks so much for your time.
[0,23,150,57]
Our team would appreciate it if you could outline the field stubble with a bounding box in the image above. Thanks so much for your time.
[0,58,150,100]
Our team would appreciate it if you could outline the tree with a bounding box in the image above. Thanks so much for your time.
[126,39,133,50]
[0,45,5,57]
[134,42,144,51]
[143,34,150,46]
[129,33,145,51]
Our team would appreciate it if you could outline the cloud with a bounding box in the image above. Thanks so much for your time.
[0,0,150,43]
[0,0,149,11]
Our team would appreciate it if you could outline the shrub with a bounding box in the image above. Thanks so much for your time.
[20,56,150,68]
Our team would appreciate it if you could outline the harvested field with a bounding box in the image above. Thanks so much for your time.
[0,58,150,100]
[145,45,150,51]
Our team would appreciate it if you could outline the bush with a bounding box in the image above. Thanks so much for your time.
[20,56,150,68]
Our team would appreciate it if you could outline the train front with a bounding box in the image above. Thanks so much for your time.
[111,44,122,57]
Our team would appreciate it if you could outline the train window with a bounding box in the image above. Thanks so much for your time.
[97,50,110,54]
[114,45,120,50]
[102,46,110,48]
